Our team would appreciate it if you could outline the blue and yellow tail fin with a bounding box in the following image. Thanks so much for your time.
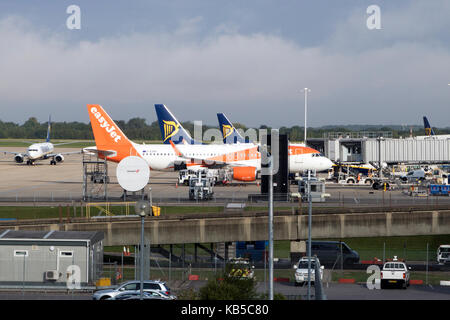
[154,104,202,144]
[423,116,435,136]
[217,113,247,144]
[46,115,51,142]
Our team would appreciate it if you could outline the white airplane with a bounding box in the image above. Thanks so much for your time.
[216,112,334,173]
[85,104,332,181]
[0,116,80,165]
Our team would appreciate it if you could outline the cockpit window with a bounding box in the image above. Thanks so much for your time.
[312,153,324,157]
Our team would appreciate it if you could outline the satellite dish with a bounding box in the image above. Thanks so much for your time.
[116,156,150,192]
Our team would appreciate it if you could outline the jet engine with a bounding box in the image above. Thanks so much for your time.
[55,154,65,163]
[14,154,24,163]
[232,166,257,182]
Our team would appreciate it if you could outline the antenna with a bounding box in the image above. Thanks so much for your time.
[116,156,150,192]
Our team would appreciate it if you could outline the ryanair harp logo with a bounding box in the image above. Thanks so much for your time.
[222,124,234,139]
[425,128,432,136]
[163,120,180,142]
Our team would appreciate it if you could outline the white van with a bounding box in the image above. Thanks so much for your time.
[401,169,425,183]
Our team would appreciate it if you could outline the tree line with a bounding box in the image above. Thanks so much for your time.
[0,117,449,141]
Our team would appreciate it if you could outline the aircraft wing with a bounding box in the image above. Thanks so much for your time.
[0,150,23,156]
[168,141,247,168]
[53,141,82,146]
[82,147,117,158]
[47,150,82,157]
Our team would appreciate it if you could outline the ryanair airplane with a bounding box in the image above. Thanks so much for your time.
[423,116,435,136]
[1,116,80,165]
[216,112,333,173]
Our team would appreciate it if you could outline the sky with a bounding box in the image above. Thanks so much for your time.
[0,0,449,127]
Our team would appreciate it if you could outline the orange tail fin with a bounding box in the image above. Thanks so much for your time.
[87,104,138,162]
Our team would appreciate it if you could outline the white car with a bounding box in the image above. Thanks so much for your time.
[437,245,450,264]
[380,258,410,289]
[294,257,324,286]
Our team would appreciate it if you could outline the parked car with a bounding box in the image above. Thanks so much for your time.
[294,257,324,286]
[305,241,360,267]
[227,258,255,279]
[437,245,450,264]
[92,280,173,300]
[106,289,175,300]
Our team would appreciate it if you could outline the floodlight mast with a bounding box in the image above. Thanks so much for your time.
[302,88,311,146]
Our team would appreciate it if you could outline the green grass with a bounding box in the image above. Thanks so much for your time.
[0,206,80,220]
[0,205,225,220]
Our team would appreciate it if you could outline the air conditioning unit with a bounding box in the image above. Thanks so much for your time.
[45,270,60,281]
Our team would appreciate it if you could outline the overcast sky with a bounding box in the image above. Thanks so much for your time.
[0,0,449,127]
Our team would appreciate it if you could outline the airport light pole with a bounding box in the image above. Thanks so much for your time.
[302,88,311,146]
[306,169,312,300]
[139,210,145,300]
[135,200,150,300]
[268,153,274,301]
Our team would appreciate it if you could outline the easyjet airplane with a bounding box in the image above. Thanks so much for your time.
[216,112,333,172]
[86,104,261,181]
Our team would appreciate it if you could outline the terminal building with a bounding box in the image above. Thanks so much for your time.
[0,230,103,288]
[308,132,450,165]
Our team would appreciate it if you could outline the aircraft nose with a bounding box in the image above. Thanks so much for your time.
[326,158,333,169]
[321,158,333,171]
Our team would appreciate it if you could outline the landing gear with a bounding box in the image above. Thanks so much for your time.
[26,160,33,165]
[50,160,56,165]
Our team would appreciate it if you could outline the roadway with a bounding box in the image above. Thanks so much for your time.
[1,283,449,300]
[1,147,449,207]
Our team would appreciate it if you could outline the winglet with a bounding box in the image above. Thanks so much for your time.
[169,140,183,157]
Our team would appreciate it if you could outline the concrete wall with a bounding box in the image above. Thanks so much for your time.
[3,210,450,246]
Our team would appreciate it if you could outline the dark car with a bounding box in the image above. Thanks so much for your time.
[306,241,360,267]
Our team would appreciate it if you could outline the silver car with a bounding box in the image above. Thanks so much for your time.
[106,290,174,300]
[92,280,173,300]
